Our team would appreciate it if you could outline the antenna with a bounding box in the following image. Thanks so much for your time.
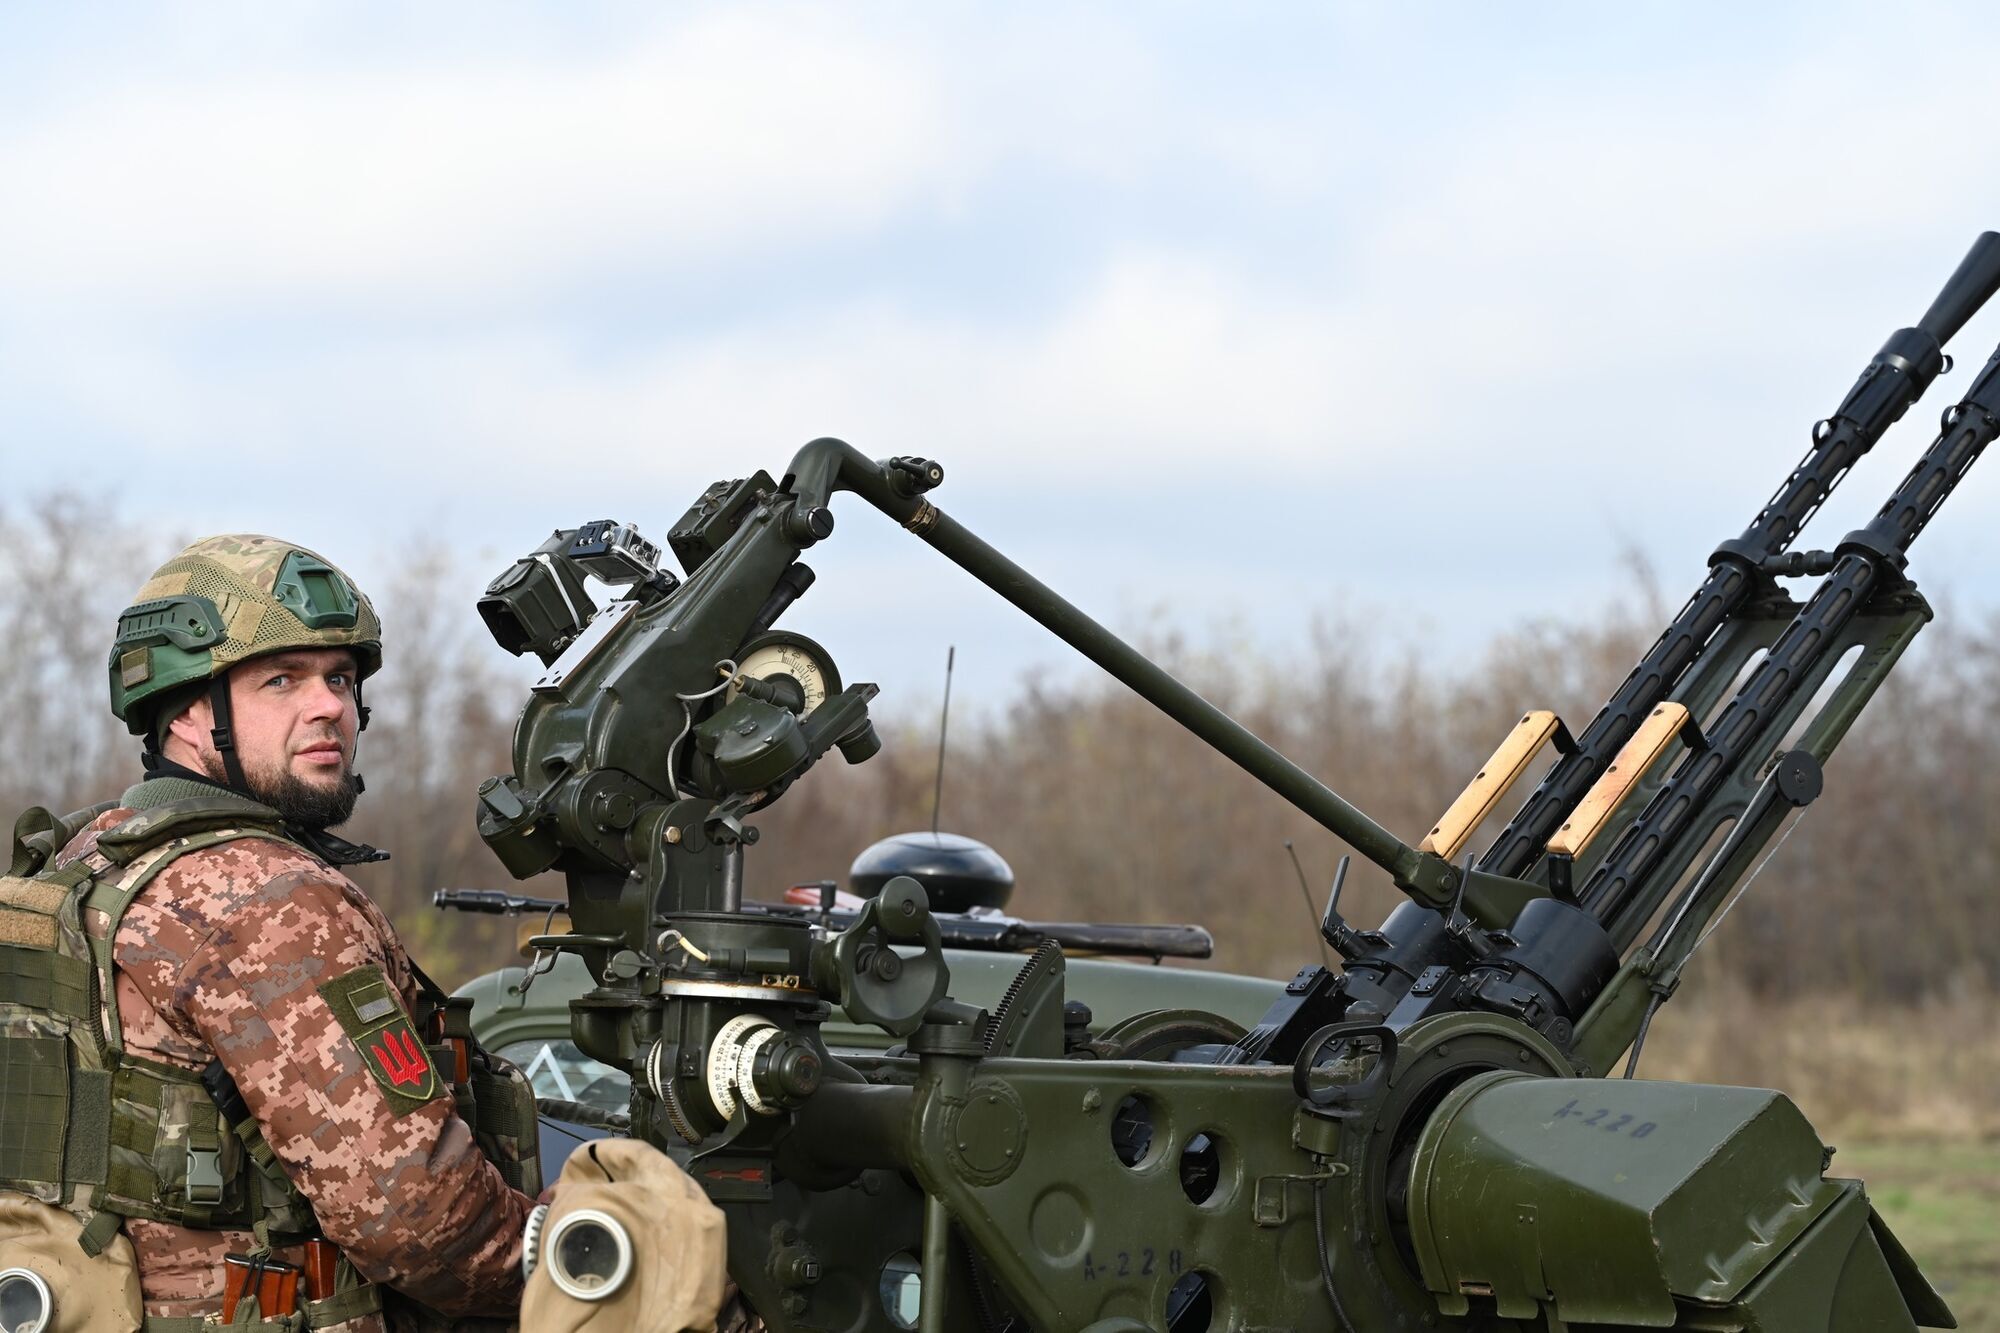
[931,646,956,838]
[1285,840,1332,968]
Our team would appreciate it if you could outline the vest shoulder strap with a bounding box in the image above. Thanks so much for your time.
[82,827,295,1054]
[8,801,119,877]
[95,793,289,868]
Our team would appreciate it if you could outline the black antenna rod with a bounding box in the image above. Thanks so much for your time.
[931,645,955,837]
[1284,840,1332,968]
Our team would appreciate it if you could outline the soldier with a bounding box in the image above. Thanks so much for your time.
[1,535,538,1330]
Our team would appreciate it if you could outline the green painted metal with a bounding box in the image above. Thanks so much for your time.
[1409,1072,1844,1324]
[459,949,1283,1057]
[1403,1069,1955,1330]
[454,238,2000,1332]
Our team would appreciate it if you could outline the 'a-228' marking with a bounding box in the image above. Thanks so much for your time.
[1082,1248,1183,1281]
[1551,1099,1658,1138]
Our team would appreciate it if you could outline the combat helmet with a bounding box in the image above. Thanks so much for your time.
[109,534,382,783]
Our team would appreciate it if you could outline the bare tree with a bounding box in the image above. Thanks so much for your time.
[8,492,1996,1016]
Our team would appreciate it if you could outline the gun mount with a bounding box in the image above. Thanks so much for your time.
[475,233,2000,1331]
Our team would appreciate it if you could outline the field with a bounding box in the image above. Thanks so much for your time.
[1844,1141,2000,1332]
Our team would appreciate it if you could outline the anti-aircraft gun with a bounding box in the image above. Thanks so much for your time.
[470,233,2000,1332]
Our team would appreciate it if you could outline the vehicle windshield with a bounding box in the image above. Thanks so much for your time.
[497,1037,630,1112]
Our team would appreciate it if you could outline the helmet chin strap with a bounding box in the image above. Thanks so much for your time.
[351,675,368,795]
[206,677,251,793]
[203,670,371,800]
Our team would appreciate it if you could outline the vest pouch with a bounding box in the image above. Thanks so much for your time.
[0,877,96,1209]
[445,1065,477,1148]
[192,1294,305,1333]
[413,986,543,1199]
[156,1079,246,1225]
[0,1191,144,1332]
[466,1054,542,1200]
[297,1254,385,1332]
[229,1119,320,1246]
[105,1065,248,1227]
[0,1031,70,1205]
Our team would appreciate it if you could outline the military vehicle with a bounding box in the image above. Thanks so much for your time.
[443,834,1287,1182]
[460,232,2000,1331]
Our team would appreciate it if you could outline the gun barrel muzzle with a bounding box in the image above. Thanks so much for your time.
[1917,230,2000,344]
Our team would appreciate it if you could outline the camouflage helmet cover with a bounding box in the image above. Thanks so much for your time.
[109,534,383,735]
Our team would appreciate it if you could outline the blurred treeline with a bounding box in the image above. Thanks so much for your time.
[6,495,1998,1129]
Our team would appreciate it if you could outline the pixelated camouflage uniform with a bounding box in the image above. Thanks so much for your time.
[56,775,533,1330]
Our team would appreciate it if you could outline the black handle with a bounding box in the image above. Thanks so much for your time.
[1292,1022,1398,1114]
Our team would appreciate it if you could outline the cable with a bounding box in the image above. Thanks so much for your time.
[665,659,741,796]
[1312,1178,1354,1331]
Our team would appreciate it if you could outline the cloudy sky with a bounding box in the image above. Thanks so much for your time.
[6,2,2000,714]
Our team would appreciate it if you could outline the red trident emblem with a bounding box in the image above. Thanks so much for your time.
[369,1029,431,1088]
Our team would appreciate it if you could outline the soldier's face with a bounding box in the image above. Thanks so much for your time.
[228,647,361,780]
[171,648,363,825]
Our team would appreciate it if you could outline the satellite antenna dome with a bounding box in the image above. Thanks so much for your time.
[848,832,1015,914]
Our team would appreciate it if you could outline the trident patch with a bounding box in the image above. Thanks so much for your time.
[318,964,443,1115]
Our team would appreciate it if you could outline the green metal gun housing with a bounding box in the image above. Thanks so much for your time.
[473,232,2000,1332]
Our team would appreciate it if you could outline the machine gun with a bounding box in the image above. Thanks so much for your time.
[434,886,1218,961]
[473,233,2000,1332]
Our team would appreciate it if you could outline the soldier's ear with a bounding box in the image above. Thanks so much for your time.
[162,691,214,761]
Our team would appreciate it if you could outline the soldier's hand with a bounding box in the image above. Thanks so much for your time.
[714,1284,769,1333]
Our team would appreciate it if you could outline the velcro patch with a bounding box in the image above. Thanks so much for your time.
[0,877,70,915]
[317,965,443,1115]
[0,906,58,950]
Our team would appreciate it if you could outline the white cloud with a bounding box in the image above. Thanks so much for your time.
[7,1,2000,597]
[0,10,949,310]
[4,249,1527,493]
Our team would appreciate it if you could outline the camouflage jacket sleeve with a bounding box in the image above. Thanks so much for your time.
[144,841,532,1317]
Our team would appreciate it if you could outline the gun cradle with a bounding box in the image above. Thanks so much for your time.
[713,1006,1946,1331]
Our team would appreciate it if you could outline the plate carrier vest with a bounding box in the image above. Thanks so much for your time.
[0,790,540,1331]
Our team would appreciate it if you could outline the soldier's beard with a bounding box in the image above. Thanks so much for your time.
[202,752,359,829]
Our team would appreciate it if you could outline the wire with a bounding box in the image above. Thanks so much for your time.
[1622,989,1667,1078]
[1312,1178,1354,1330]
[1691,809,1805,955]
[665,659,741,797]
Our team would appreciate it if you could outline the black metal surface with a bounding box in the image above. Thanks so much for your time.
[1585,342,2000,941]
[1478,233,2000,883]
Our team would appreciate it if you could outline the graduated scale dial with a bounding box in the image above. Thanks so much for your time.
[727,631,840,716]
[692,630,878,798]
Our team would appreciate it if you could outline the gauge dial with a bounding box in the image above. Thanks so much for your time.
[730,632,841,716]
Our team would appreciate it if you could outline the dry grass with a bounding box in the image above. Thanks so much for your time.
[1637,982,2000,1141]
[10,494,2000,1038]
